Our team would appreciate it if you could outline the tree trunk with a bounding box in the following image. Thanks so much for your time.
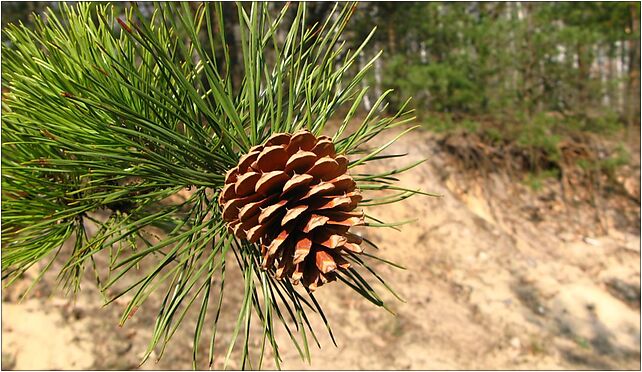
[387,22,397,55]
[627,4,641,126]
[621,33,628,116]
[220,2,242,93]
[358,52,372,112]
[374,40,383,100]
[576,41,593,114]
[607,43,616,108]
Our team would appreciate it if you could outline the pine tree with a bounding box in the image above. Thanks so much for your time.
[1,2,431,368]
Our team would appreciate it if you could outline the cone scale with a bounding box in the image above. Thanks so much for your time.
[218,130,365,290]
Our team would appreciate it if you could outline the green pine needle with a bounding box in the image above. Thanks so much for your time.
[2,2,435,369]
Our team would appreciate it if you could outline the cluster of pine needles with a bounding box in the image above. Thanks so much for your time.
[1,2,433,369]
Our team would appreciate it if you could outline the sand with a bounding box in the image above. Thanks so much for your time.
[2,127,640,370]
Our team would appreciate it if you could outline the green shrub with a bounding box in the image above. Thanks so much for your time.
[383,56,483,113]
[481,127,504,145]
[578,143,630,178]
[583,111,624,135]
[422,114,455,133]
[524,169,561,191]
[515,114,562,163]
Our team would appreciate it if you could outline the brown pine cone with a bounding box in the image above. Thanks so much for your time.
[218,130,365,290]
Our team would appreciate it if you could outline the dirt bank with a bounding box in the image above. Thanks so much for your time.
[2,126,640,370]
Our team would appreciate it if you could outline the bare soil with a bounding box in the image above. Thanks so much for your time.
[2,126,640,370]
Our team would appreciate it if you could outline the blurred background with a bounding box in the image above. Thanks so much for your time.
[2,2,640,370]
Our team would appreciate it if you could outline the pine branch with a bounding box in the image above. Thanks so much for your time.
[1,2,433,369]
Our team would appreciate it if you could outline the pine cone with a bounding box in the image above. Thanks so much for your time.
[218,130,365,290]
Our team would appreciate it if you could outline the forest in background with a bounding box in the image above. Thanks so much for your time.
[3,2,640,184]
[4,2,639,123]
[354,3,640,125]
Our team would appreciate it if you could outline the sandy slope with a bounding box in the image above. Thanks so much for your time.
[2,127,640,370]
